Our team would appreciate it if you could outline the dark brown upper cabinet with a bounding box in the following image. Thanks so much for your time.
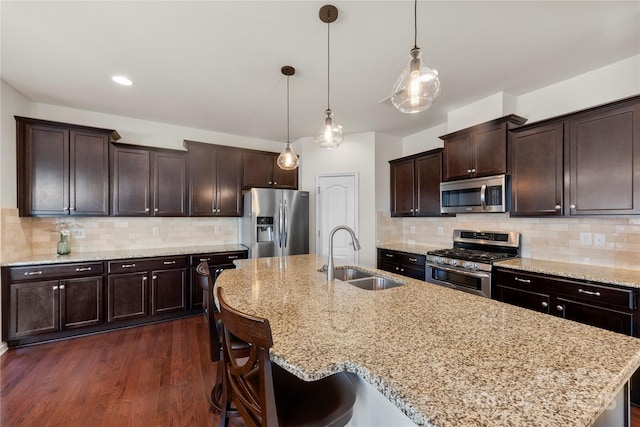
[110,143,187,216]
[16,117,120,217]
[440,115,527,181]
[509,95,640,216]
[509,122,564,216]
[185,141,243,217]
[390,149,443,217]
[242,151,298,190]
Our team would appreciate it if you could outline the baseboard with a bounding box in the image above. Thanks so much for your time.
[0,341,8,356]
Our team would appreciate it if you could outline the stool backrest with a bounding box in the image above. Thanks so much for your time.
[195,261,221,362]
[217,286,278,427]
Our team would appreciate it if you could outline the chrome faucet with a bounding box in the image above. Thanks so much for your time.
[327,225,361,281]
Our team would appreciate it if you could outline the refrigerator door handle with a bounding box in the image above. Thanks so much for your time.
[278,200,284,248]
[283,199,288,248]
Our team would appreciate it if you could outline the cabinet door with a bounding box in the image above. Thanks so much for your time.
[415,152,442,216]
[390,159,415,216]
[473,124,507,177]
[9,280,60,339]
[107,272,148,322]
[509,122,564,216]
[555,298,633,335]
[272,156,299,189]
[70,130,109,216]
[60,276,102,329]
[567,101,640,215]
[188,145,217,216]
[153,151,187,216]
[442,133,473,181]
[111,146,151,216]
[151,268,186,315]
[24,124,70,216]
[495,285,551,314]
[243,152,274,188]
[216,149,243,216]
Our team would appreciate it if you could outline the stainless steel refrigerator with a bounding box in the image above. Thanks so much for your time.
[241,188,309,258]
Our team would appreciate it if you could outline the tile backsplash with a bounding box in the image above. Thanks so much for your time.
[1,208,239,263]
[377,211,640,270]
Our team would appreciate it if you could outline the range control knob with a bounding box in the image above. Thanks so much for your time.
[463,261,472,269]
[471,263,479,270]
[436,257,446,264]
[449,259,458,266]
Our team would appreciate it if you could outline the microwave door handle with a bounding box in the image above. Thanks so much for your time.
[480,184,487,210]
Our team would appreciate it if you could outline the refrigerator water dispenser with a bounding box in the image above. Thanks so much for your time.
[256,217,274,242]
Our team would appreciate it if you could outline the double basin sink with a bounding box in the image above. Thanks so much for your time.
[329,267,406,291]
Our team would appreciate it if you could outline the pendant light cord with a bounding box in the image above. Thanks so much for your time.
[286,75,290,143]
[413,0,418,49]
[327,16,331,111]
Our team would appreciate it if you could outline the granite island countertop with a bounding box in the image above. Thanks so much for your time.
[216,254,640,427]
[0,244,248,267]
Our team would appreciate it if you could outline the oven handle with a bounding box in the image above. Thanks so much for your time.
[426,263,491,279]
[480,184,487,210]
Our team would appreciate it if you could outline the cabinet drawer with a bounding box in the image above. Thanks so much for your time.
[399,253,426,268]
[189,251,248,267]
[554,282,635,310]
[8,262,104,282]
[108,256,187,274]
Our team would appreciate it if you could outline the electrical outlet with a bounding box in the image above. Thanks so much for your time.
[152,227,159,236]
[410,226,416,234]
[214,225,221,234]
[594,233,606,247]
[72,228,85,239]
[579,232,592,246]
[437,227,444,236]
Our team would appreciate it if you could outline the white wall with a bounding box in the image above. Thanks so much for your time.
[447,92,517,133]
[299,132,377,268]
[402,122,447,156]
[1,81,30,207]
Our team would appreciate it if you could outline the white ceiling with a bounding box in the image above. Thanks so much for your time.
[2,1,639,143]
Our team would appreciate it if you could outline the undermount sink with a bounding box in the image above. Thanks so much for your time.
[347,276,405,291]
[332,267,372,281]
[322,267,406,290]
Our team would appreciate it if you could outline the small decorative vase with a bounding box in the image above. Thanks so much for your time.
[57,234,70,255]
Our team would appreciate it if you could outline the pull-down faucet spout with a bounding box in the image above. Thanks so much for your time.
[327,225,361,281]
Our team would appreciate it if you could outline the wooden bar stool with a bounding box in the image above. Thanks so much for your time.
[195,261,249,413]
[216,286,356,427]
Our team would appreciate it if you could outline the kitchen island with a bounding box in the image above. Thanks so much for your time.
[216,254,640,427]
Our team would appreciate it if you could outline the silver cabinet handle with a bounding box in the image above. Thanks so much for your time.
[541,301,548,308]
[556,305,564,312]
[24,271,43,276]
[385,254,394,258]
[400,268,404,272]
[269,181,273,185]
[145,208,150,212]
[570,204,576,209]
[53,285,59,290]
[152,275,157,280]
[409,258,418,262]
[554,205,561,210]
[467,169,472,173]
[274,182,278,185]
[199,258,211,262]
[59,284,65,290]
[63,206,69,211]
[578,288,601,297]
[122,263,136,268]
[163,261,176,265]
[142,276,148,282]
[471,168,476,173]
[515,277,531,283]
[75,267,92,272]
[154,208,159,212]
[228,255,239,259]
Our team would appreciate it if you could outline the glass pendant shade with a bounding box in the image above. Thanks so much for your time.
[391,47,440,114]
[277,142,299,170]
[315,109,343,149]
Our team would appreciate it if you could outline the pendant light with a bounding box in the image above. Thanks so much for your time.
[277,66,299,170]
[315,5,343,149]
[391,0,441,114]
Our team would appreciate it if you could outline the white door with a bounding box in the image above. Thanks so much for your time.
[316,173,359,265]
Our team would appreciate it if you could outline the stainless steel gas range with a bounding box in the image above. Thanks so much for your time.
[425,230,520,298]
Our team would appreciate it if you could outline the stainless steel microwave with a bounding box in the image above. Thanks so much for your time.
[440,174,508,214]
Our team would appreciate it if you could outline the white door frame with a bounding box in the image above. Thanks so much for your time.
[315,172,359,263]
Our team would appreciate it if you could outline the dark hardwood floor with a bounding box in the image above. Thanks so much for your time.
[0,316,245,427]
[2,316,640,426]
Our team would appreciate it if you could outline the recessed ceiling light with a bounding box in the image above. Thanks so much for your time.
[112,75,133,86]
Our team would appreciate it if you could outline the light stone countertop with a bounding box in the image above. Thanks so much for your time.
[216,254,640,427]
[0,244,248,267]
[494,258,640,289]
[377,242,444,256]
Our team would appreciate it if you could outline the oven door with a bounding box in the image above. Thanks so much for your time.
[425,263,491,298]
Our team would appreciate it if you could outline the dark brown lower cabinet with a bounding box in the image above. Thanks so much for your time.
[493,267,639,403]
[7,275,102,340]
[377,249,426,280]
[188,250,248,308]
[107,256,188,323]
